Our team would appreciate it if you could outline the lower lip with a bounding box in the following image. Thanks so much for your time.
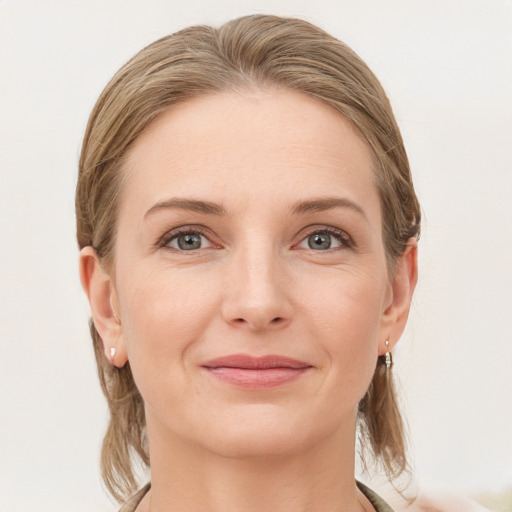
[203,367,310,388]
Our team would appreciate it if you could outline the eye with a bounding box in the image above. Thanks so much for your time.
[296,228,350,251]
[164,230,212,251]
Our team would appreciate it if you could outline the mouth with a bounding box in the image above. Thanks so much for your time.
[201,354,313,388]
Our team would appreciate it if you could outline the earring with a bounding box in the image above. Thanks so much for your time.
[384,339,393,369]
[110,346,116,363]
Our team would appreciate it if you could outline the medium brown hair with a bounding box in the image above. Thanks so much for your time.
[76,14,420,502]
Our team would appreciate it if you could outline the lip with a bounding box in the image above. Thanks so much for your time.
[201,354,312,388]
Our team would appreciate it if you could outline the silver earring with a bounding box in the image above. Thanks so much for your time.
[110,346,116,363]
[384,339,393,369]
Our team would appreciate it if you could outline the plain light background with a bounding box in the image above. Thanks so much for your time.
[0,0,511,510]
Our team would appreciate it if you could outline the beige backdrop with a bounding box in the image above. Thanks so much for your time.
[0,0,510,510]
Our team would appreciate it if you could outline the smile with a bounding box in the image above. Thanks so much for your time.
[201,354,313,388]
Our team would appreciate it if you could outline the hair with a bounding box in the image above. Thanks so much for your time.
[76,14,421,502]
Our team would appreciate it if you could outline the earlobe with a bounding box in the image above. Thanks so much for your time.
[379,239,418,355]
[79,247,128,367]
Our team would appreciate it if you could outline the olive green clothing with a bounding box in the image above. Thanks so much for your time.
[119,481,394,511]
[357,481,394,512]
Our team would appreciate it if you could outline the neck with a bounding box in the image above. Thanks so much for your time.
[141,410,371,512]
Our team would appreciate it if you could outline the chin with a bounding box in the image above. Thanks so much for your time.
[204,428,308,460]
[193,406,338,460]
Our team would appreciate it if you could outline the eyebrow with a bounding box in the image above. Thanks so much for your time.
[290,197,368,220]
[144,196,367,220]
[145,198,227,218]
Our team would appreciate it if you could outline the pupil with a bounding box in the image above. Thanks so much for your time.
[308,233,331,250]
[178,233,201,250]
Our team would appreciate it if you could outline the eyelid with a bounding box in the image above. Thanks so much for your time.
[157,225,216,250]
[294,225,354,250]
[155,224,354,251]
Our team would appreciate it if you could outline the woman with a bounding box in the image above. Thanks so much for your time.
[77,14,420,512]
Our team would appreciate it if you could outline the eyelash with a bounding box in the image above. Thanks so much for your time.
[157,225,354,252]
[299,226,354,251]
[157,226,212,249]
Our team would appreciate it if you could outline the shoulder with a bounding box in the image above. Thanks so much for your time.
[357,481,395,512]
[358,481,492,512]
[399,492,492,512]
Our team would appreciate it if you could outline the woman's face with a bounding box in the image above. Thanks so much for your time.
[95,89,411,457]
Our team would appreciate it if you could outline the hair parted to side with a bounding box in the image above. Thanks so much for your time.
[76,14,421,502]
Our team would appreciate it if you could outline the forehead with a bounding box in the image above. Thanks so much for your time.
[121,88,380,222]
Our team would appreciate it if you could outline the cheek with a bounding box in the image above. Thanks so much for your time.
[301,266,386,339]
[300,270,387,392]
[116,264,220,390]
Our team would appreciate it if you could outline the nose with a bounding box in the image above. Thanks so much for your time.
[221,244,294,332]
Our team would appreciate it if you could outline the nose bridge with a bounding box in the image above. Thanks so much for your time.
[222,232,292,331]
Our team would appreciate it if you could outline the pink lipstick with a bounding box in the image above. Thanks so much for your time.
[201,354,312,388]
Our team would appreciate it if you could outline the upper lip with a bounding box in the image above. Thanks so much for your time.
[202,354,312,370]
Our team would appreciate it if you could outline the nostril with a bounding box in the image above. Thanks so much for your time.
[232,317,284,326]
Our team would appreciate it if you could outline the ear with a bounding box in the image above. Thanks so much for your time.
[79,246,128,367]
[379,239,418,355]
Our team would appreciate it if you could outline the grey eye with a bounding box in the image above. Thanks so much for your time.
[167,232,209,250]
[178,233,202,250]
[307,233,332,250]
[297,230,344,251]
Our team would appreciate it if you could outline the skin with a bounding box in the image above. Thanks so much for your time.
[80,88,417,512]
